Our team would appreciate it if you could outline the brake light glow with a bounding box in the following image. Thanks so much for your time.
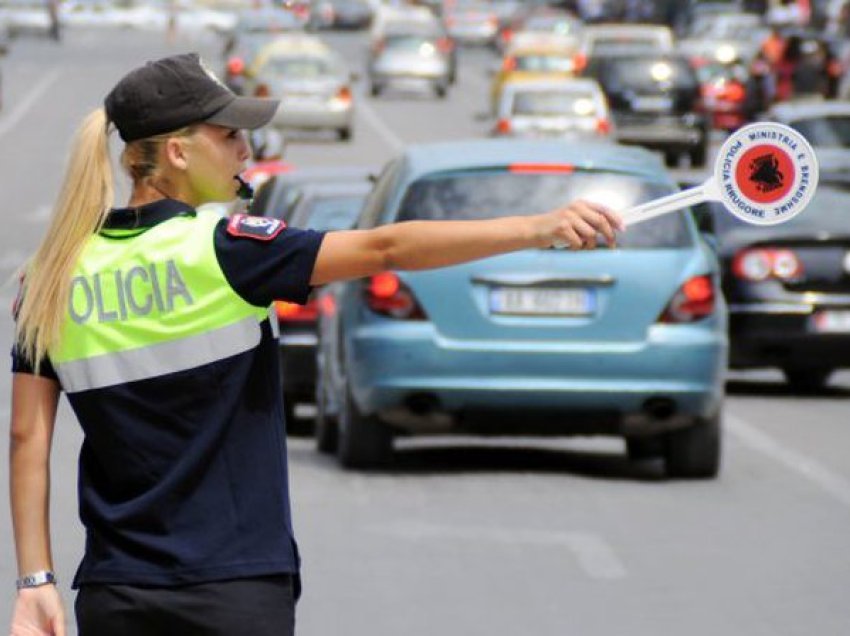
[508,163,575,174]
[335,86,352,102]
[436,37,453,54]
[501,56,517,72]
[364,272,426,320]
[596,118,611,135]
[227,56,245,76]
[275,299,319,322]
[722,81,746,102]
[495,118,511,135]
[500,28,513,43]
[732,248,803,282]
[573,53,587,73]
[658,275,715,323]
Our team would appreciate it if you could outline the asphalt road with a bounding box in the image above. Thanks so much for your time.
[0,26,848,636]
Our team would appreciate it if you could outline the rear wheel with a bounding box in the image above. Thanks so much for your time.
[664,414,721,479]
[689,142,707,167]
[626,435,664,461]
[283,394,312,437]
[663,150,680,167]
[434,83,447,98]
[315,375,338,454]
[337,126,352,141]
[370,83,382,97]
[337,382,393,468]
[783,366,833,393]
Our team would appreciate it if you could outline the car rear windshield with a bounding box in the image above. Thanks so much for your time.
[263,56,333,78]
[397,170,692,248]
[789,116,850,148]
[296,195,365,231]
[515,54,575,73]
[602,57,696,91]
[385,35,437,51]
[512,91,598,116]
[524,16,580,35]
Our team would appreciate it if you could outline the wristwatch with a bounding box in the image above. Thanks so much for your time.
[15,570,57,590]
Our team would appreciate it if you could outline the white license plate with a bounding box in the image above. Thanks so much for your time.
[489,287,594,316]
[631,96,672,112]
[811,310,850,333]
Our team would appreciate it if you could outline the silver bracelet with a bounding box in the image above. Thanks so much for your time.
[16,570,57,590]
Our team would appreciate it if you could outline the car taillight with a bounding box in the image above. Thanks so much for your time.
[364,272,426,320]
[573,53,587,73]
[501,56,516,72]
[335,86,352,102]
[494,118,511,134]
[732,248,804,282]
[500,28,513,43]
[658,275,716,323]
[227,56,245,76]
[255,84,270,97]
[508,163,575,174]
[275,299,319,322]
[437,37,453,54]
[721,81,745,102]
[596,118,611,135]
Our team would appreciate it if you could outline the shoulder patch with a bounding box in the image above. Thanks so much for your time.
[226,214,286,241]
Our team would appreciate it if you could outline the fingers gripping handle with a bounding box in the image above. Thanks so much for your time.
[620,184,710,227]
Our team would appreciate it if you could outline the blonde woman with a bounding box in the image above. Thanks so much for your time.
[9,53,622,636]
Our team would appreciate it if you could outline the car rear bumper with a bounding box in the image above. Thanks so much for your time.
[615,125,704,149]
[279,332,319,399]
[272,105,352,130]
[730,304,850,369]
[347,322,726,434]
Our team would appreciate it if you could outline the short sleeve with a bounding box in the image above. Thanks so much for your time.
[9,277,59,381]
[213,218,326,307]
[10,343,59,381]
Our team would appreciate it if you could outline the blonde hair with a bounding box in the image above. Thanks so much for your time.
[14,109,193,368]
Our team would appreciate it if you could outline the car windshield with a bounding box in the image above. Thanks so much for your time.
[515,54,575,72]
[398,170,691,248]
[297,195,365,231]
[385,35,439,53]
[512,91,598,116]
[789,116,850,148]
[237,10,300,33]
[604,57,696,91]
[592,38,661,55]
[524,16,580,35]
[262,56,333,78]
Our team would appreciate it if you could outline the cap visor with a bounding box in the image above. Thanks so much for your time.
[205,96,279,130]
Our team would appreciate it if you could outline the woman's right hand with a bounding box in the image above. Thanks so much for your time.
[10,586,65,636]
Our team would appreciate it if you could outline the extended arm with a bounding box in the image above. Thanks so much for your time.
[310,200,622,286]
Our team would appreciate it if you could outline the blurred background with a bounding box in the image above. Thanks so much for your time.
[1,0,849,634]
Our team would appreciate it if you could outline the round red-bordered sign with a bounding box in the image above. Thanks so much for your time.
[713,122,819,226]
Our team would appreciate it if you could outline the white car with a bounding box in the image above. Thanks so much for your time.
[493,78,613,140]
[767,99,850,179]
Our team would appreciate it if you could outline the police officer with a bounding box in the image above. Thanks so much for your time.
[8,53,622,636]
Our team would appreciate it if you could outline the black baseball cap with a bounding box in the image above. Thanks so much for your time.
[105,53,279,142]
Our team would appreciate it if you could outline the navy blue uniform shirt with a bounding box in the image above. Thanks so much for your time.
[11,199,325,588]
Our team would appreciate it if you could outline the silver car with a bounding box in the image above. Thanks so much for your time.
[369,32,452,98]
[250,35,355,140]
[493,78,613,140]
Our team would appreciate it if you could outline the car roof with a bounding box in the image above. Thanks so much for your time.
[768,99,850,121]
[254,34,331,57]
[400,139,666,181]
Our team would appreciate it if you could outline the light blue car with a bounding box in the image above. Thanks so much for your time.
[315,139,728,477]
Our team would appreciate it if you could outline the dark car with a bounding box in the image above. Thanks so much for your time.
[263,181,371,430]
[310,0,373,29]
[694,185,850,392]
[585,52,710,167]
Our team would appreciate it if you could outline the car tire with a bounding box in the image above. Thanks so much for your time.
[435,83,447,99]
[315,375,338,454]
[337,382,393,469]
[626,435,664,461]
[663,150,680,167]
[690,143,708,168]
[664,414,721,479]
[284,394,312,437]
[783,366,833,393]
[337,127,352,141]
[370,83,382,97]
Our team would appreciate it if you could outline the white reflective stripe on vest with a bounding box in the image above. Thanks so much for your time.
[55,316,262,393]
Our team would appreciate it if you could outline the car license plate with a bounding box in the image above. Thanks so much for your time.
[811,310,850,333]
[489,287,594,316]
[631,96,672,112]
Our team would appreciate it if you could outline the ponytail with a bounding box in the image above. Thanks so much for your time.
[15,108,115,369]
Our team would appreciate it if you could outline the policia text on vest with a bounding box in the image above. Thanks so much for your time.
[69,259,194,325]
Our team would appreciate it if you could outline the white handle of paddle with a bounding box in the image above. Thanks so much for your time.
[620,183,712,227]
